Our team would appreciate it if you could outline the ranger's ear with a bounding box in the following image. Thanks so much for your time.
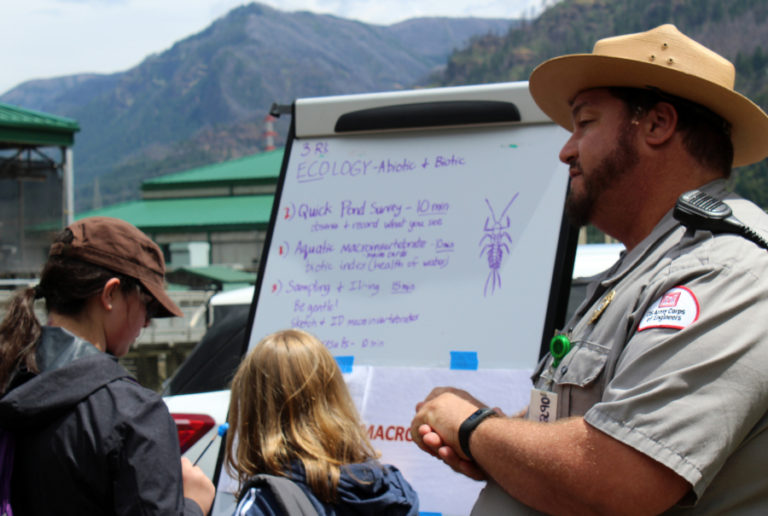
[643,101,678,146]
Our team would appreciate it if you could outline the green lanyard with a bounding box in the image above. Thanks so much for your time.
[549,334,571,368]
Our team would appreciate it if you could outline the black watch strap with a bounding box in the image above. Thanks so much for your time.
[458,407,497,461]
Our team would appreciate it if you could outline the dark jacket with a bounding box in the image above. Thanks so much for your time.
[0,326,203,516]
[234,460,419,516]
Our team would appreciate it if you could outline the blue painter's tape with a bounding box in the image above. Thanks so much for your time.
[335,355,354,373]
[419,512,443,516]
[450,351,478,370]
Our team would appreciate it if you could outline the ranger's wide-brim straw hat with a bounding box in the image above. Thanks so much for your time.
[529,24,768,167]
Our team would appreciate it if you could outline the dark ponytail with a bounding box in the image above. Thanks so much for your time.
[0,286,42,394]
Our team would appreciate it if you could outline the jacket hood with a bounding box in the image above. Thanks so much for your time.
[0,326,132,431]
[289,460,419,515]
[336,461,418,514]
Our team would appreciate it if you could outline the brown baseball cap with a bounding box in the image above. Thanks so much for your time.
[49,216,183,318]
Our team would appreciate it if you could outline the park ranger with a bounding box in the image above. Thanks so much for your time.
[411,24,768,514]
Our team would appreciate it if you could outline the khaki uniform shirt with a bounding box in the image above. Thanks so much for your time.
[473,180,768,514]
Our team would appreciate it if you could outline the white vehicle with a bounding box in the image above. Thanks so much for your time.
[163,288,251,514]
[162,291,251,481]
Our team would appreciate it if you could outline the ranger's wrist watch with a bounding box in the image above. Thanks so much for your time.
[458,407,498,461]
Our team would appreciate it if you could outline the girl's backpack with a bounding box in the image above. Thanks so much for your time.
[236,474,318,516]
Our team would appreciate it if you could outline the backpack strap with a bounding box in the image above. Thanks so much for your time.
[0,428,15,516]
[240,474,318,516]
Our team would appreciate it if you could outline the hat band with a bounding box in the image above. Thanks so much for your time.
[49,242,165,283]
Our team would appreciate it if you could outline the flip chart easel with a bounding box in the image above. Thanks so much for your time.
[213,82,575,516]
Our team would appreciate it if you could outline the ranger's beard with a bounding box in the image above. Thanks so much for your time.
[565,121,639,227]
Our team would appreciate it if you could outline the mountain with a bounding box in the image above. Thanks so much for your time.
[430,0,768,208]
[0,3,514,211]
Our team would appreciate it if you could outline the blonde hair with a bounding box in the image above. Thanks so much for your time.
[225,329,378,503]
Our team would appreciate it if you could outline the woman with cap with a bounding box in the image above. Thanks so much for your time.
[0,216,215,515]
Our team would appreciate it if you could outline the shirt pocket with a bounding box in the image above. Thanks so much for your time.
[555,341,609,386]
[554,341,610,416]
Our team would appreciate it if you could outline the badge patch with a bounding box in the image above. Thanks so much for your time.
[638,286,699,331]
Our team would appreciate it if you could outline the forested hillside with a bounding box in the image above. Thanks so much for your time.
[433,0,768,208]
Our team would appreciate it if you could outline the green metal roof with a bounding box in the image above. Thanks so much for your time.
[76,194,275,232]
[142,148,284,191]
[0,102,80,147]
[175,265,256,283]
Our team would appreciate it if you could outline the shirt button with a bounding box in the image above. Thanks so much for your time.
[560,366,568,374]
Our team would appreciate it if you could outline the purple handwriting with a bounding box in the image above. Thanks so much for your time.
[290,312,419,330]
[305,260,333,273]
[299,141,330,157]
[297,202,332,219]
[310,221,340,232]
[337,279,380,295]
[296,160,374,183]
[294,152,466,183]
[295,248,449,273]
[391,281,415,293]
[346,312,419,326]
[339,237,427,255]
[377,158,416,174]
[416,199,450,216]
[324,336,356,349]
[283,199,447,221]
[345,220,379,230]
[433,154,465,168]
[284,279,332,297]
[285,279,417,302]
[338,255,432,272]
[293,298,339,314]
[324,336,385,350]
[295,240,334,260]
[436,239,455,253]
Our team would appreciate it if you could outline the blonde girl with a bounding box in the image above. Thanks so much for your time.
[226,328,418,515]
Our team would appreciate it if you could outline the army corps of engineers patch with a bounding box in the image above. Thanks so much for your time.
[638,286,700,331]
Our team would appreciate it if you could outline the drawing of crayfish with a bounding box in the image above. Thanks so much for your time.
[479,193,518,296]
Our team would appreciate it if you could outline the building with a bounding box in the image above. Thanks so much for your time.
[78,149,283,272]
[0,100,283,389]
[0,102,79,277]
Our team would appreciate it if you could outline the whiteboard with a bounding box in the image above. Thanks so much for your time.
[247,122,570,369]
[212,82,576,516]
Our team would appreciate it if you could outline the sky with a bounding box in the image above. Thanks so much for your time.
[1,0,550,96]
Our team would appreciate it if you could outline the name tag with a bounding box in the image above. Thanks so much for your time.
[528,388,558,423]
